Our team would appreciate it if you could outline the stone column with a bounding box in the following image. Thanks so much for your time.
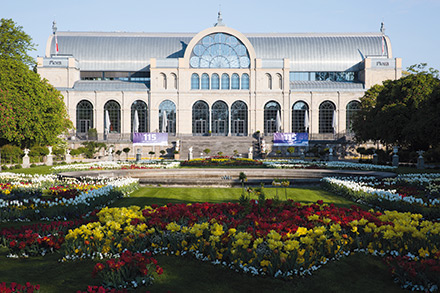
[22,148,30,168]
[248,146,253,160]
[392,146,399,167]
[46,146,53,166]
[417,150,425,170]
[188,147,193,160]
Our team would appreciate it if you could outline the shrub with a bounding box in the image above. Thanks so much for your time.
[88,128,98,140]
[29,146,49,163]
[1,144,23,164]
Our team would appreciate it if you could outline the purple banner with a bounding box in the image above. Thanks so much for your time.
[133,133,168,146]
[273,133,309,146]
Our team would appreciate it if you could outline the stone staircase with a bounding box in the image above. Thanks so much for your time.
[173,136,257,160]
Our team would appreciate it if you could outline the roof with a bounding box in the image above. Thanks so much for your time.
[290,81,365,91]
[47,30,391,72]
[60,80,149,91]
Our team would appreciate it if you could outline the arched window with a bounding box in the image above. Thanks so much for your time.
[292,101,309,133]
[277,73,283,89]
[231,101,248,136]
[211,73,220,90]
[170,73,177,89]
[201,73,210,89]
[319,101,336,134]
[264,101,281,134]
[241,73,249,90]
[192,101,210,135]
[231,73,240,90]
[76,100,93,134]
[159,100,176,134]
[346,100,361,133]
[221,73,230,89]
[211,101,229,136]
[104,100,121,133]
[190,33,250,68]
[131,100,148,133]
[160,73,167,89]
[191,73,200,89]
[266,74,272,90]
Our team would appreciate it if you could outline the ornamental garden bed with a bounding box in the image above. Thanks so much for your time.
[0,172,439,292]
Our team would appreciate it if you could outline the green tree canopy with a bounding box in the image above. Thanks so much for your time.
[0,58,73,148]
[0,18,36,67]
[352,64,440,150]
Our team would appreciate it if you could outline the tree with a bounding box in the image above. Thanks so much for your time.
[0,18,36,67]
[0,59,73,148]
[123,147,130,160]
[352,64,440,150]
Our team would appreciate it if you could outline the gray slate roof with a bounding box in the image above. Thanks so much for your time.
[62,80,149,91]
[290,81,365,91]
[48,31,389,72]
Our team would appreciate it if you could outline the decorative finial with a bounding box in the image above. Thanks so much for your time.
[52,20,57,35]
[380,22,385,34]
[214,6,225,27]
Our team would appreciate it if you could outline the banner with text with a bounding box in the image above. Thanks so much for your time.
[273,133,309,146]
[133,133,168,146]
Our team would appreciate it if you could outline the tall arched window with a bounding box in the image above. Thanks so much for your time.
[211,73,219,90]
[170,73,177,89]
[276,73,283,89]
[264,101,281,134]
[104,100,121,133]
[346,100,361,133]
[319,101,336,134]
[192,101,210,135]
[201,73,209,89]
[231,73,240,89]
[211,101,229,136]
[159,100,176,134]
[221,73,230,89]
[292,101,309,133]
[241,73,249,90]
[231,101,248,136]
[191,73,200,89]
[131,100,148,133]
[266,74,272,90]
[76,100,94,134]
[160,73,167,89]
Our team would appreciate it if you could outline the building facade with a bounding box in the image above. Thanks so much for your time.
[37,17,401,143]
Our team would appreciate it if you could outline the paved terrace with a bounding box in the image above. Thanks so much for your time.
[60,168,396,187]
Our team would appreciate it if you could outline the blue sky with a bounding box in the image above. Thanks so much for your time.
[2,0,439,71]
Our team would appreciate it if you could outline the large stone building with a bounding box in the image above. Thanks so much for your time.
[37,15,401,156]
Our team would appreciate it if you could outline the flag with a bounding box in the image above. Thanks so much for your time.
[105,110,111,135]
[304,110,309,132]
[161,110,168,133]
[133,110,139,133]
[332,110,337,134]
[55,34,59,54]
[275,110,281,133]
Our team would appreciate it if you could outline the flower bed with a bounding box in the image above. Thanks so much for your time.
[51,161,180,173]
[264,160,397,171]
[62,200,440,285]
[181,156,262,167]
[321,174,440,219]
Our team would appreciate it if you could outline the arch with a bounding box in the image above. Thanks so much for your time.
[170,73,177,89]
[266,73,272,90]
[292,101,309,133]
[76,100,94,134]
[201,73,210,89]
[160,73,167,89]
[264,101,281,134]
[104,100,121,133]
[211,73,220,90]
[241,73,249,90]
[131,100,148,133]
[346,100,361,133]
[276,73,283,90]
[192,100,210,135]
[191,73,200,89]
[159,100,176,134]
[221,73,230,89]
[231,101,248,136]
[319,101,336,134]
[231,73,240,90]
[211,101,229,136]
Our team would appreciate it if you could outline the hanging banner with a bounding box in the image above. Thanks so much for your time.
[133,133,168,146]
[273,133,309,146]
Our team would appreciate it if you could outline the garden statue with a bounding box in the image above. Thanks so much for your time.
[417,150,425,169]
[188,146,193,160]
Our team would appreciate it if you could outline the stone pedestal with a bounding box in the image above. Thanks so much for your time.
[417,151,425,169]
[46,155,53,166]
[22,155,30,168]
[392,154,399,167]
[65,154,72,164]
[188,153,193,160]
[248,152,253,160]
[372,153,378,165]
